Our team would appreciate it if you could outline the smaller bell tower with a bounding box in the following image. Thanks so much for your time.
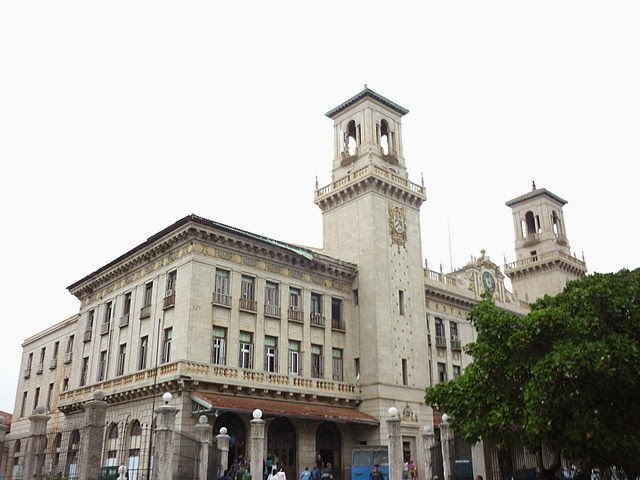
[504,183,587,302]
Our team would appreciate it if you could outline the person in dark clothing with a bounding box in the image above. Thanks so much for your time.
[218,470,233,480]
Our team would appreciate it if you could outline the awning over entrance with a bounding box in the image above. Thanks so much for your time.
[192,392,379,426]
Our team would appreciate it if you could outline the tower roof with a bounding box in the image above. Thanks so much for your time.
[505,187,567,207]
[325,86,409,118]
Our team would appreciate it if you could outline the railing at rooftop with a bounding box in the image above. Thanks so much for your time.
[316,165,425,198]
[505,250,586,271]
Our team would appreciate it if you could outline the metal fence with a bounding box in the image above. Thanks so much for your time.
[172,431,200,480]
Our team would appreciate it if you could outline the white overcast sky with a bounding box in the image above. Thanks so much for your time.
[1,1,639,412]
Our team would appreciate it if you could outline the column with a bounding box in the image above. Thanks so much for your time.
[216,426,231,477]
[78,390,109,480]
[23,406,50,480]
[152,392,179,480]
[0,416,10,477]
[387,407,403,480]
[195,415,213,480]
[420,426,435,480]
[250,409,265,480]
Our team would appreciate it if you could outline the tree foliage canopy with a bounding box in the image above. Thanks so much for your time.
[424,268,640,476]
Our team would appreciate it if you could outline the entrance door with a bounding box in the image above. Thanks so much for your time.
[268,418,297,480]
[316,422,341,480]
[214,412,247,470]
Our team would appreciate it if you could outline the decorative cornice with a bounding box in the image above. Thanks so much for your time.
[505,188,568,207]
[325,87,409,119]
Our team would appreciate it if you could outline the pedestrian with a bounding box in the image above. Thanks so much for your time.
[218,470,233,480]
[243,468,253,480]
[408,460,416,480]
[369,464,383,480]
[300,467,312,480]
[321,463,333,480]
[311,466,321,480]
[268,468,278,480]
[277,468,287,480]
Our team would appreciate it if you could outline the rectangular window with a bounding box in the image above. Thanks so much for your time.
[354,358,360,380]
[27,352,33,368]
[437,362,447,383]
[123,292,132,316]
[36,347,45,373]
[265,281,280,317]
[80,357,89,386]
[33,387,40,412]
[288,341,301,375]
[239,331,253,369]
[240,275,257,311]
[51,341,60,369]
[353,289,359,306]
[104,301,112,323]
[87,309,95,330]
[138,336,148,370]
[450,322,461,350]
[117,344,127,376]
[311,344,323,378]
[399,290,405,315]
[162,328,173,364]
[402,358,408,385]
[453,365,461,379]
[20,391,27,417]
[288,287,303,321]
[331,298,344,329]
[310,293,323,325]
[66,335,74,353]
[435,317,446,348]
[143,282,153,307]
[98,351,108,382]
[212,327,227,365]
[166,270,177,295]
[214,269,231,306]
[264,336,278,373]
[46,383,54,412]
[332,348,343,381]
[62,378,69,392]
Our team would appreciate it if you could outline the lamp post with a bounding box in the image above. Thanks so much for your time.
[440,414,453,480]
[217,426,231,477]
[421,425,435,480]
[250,409,265,480]
[387,407,403,480]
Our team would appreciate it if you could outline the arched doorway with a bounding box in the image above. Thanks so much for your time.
[268,417,297,480]
[214,412,247,469]
[316,422,341,479]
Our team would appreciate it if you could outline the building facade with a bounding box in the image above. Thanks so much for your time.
[5,88,587,480]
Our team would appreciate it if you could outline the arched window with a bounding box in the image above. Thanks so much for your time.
[380,119,390,155]
[346,120,357,156]
[551,211,562,236]
[105,423,118,467]
[128,420,143,480]
[65,430,80,478]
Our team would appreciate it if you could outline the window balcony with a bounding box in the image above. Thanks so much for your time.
[264,304,281,318]
[239,298,257,312]
[451,339,462,351]
[83,330,92,342]
[140,305,151,319]
[310,313,325,327]
[119,315,130,328]
[288,308,304,322]
[212,292,232,308]
[23,368,31,379]
[100,322,110,335]
[163,291,175,310]
[331,318,345,331]
[63,352,73,364]
[35,363,44,375]
[49,358,58,370]
[435,336,447,348]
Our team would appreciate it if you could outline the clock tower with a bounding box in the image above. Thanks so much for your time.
[315,87,429,441]
[505,184,587,302]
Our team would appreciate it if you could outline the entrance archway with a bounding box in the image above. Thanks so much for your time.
[214,412,247,469]
[268,417,297,480]
[316,422,341,479]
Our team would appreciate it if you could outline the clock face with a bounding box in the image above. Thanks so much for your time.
[482,271,496,293]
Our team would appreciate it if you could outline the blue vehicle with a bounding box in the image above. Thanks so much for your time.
[351,446,389,480]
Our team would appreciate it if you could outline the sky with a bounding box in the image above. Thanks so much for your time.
[1,1,639,413]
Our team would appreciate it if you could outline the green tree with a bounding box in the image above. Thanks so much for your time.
[425,269,640,479]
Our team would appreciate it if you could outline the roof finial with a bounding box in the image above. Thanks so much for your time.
[532,180,537,190]
[364,83,368,90]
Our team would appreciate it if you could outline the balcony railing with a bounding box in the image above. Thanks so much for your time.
[63,352,73,364]
[83,330,92,342]
[331,318,345,331]
[310,313,325,327]
[451,339,462,351]
[435,336,447,348]
[288,308,304,322]
[140,305,151,319]
[35,363,43,375]
[100,322,110,335]
[212,292,232,308]
[239,298,257,312]
[49,358,58,370]
[163,293,175,310]
[264,304,281,318]
[119,315,130,328]
[23,368,31,379]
